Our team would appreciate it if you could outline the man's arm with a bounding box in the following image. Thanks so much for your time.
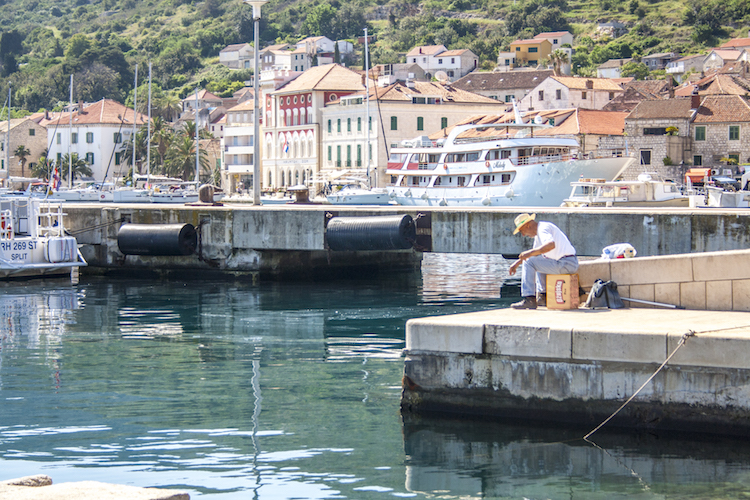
[508,241,556,276]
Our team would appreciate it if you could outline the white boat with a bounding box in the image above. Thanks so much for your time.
[50,182,114,202]
[326,183,392,205]
[562,173,689,208]
[705,172,750,208]
[0,197,86,279]
[385,122,635,207]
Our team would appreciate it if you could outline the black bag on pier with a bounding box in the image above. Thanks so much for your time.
[585,279,625,309]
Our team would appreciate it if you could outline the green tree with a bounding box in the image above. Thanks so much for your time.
[59,153,93,181]
[620,61,650,79]
[302,3,337,37]
[549,49,570,76]
[164,135,208,181]
[14,145,30,177]
[65,34,91,59]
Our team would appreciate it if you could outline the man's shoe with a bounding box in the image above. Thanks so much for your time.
[537,293,546,306]
[511,296,537,309]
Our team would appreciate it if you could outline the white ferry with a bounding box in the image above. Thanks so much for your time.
[385,121,635,207]
[0,197,87,279]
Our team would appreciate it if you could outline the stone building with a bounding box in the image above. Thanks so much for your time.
[691,94,750,169]
[0,118,48,178]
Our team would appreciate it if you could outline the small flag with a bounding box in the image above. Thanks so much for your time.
[52,166,61,191]
[282,136,289,154]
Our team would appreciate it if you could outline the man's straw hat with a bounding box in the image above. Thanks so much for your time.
[513,213,536,234]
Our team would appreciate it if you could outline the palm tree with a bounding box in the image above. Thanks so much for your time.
[164,135,209,181]
[158,92,182,122]
[31,150,52,180]
[550,49,570,77]
[150,116,173,173]
[59,153,93,181]
[121,129,149,174]
[14,145,30,177]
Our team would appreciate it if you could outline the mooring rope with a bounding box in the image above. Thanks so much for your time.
[65,217,126,236]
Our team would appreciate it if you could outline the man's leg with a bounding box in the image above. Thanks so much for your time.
[522,256,578,295]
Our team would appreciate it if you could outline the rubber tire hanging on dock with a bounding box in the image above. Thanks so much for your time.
[326,214,416,251]
[117,223,197,256]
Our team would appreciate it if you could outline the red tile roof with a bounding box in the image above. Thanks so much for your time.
[40,99,148,127]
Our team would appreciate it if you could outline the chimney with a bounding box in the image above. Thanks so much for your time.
[78,100,83,115]
[586,79,594,89]
[691,91,701,109]
[419,47,422,54]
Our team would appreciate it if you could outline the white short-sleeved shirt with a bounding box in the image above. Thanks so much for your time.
[533,221,576,261]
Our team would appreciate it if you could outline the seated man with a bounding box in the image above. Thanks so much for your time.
[508,213,578,309]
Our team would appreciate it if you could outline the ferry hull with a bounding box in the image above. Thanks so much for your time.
[388,157,635,207]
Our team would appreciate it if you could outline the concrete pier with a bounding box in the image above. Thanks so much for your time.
[402,307,750,434]
[60,203,750,278]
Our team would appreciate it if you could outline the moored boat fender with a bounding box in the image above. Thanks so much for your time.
[326,214,416,251]
[117,223,197,256]
[45,236,78,263]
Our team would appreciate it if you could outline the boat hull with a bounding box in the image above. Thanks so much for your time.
[327,188,393,205]
[388,156,635,207]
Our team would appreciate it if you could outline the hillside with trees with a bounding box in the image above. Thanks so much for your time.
[0,0,748,115]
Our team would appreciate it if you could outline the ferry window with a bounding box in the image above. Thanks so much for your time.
[501,173,512,183]
[391,116,398,130]
[457,176,466,186]
[428,154,440,163]
[501,150,511,159]
[417,117,424,131]
[410,177,419,186]
[441,117,447,128]
[695,126,705,141]
[482,175,491,184]
[488,149,499,160]
[729,126,740,141]
[466,152,480,161]
[434,177,441,186]
[693,155,702,166]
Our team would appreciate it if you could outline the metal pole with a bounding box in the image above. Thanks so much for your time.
[195,86,200,184]
[147,62,152,186]
[69,74,73,188]
[5,83,9,179]
[364,28,370,190]
[132,64,137,179]
[252,10,262,205]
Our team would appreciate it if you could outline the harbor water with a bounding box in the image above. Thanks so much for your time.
[2,254,750,499]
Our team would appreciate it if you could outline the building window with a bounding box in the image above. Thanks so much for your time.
[391,116,398,130]
[417,117,424,131]
[695,126,706,141]
[581,91,587,100]
[347,118,351,132]
[693,155,702,166]
[505,95,512,103]
[336,145,341,167]
[369,116,372,131]
[346,145,351,167]
[56,133,61,144]
[549,118,555,126]
[337,119,341,133]
[538,90,544,101]
[729,125,740,140]
[115,152,122,165]
[441,117,448,129]
[640,150,651,165]
[113,132,122,143]
[28,129,35,136]
[609,92,615,100]
[515,47,520,51]
[357,144,362,167]
[556,89,562,100]
[529,47,538,53]
[644,128,667,135]
[86,132,94,143]
[327,145,331,162]
[85,152,94,164]
[71,133,78,144]
[328,120,331,133]
[438,59,443,64]
[357,117,361,132]
[451,58,455,63]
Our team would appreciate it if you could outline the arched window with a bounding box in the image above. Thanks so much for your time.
[300,107,306,125]
[281,170,285,187]
[285,109,291,127]
[307,131,315,158]
[265,134,274,159]
[268,171,273,187]
[293,108,299,126]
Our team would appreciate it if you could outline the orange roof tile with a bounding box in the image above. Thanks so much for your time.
[693,95,750,123]
[41,99,148,127]
[275,64,364,94]
[552,76,624,91]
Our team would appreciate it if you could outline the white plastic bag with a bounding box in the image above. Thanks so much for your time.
[601,243,636,259]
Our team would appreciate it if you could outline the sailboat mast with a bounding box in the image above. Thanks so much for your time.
[364,28,371,190]
[5,83,9,180]
[132,64,138,180]
[195,86,199,183]
[68,74,73,188]
[147,62,152,186]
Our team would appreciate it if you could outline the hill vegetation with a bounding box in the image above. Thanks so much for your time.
[0,0,748,115]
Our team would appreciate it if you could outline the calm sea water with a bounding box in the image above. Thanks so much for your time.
[2,254,750,499]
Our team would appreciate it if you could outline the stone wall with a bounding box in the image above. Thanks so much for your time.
[577,249,750,311]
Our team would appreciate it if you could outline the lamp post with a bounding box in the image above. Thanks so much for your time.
[244,0,267,205]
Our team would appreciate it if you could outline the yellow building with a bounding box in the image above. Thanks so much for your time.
[509,38,553,67]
